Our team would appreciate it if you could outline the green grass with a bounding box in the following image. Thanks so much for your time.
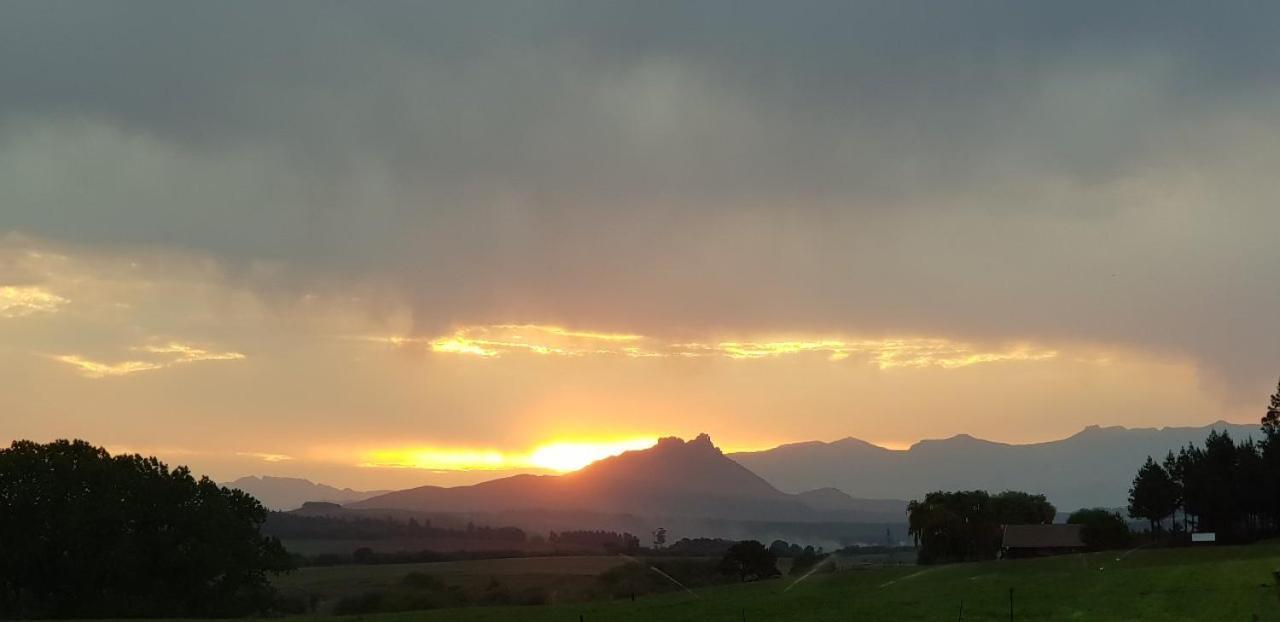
[269,540,1280,621]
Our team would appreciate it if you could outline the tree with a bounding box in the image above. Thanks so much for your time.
[651,527,667,549]
[1067,508,1132,550]
[0,440,292,618]
[1198,430,1243,533]
[1160,451,1186,531]
[716,540,780,582]
[907,490,1054,564]
[1128,456,1179,533]
[1260,378,1280,529]
[990,490,1056,525]
[1262,377,1280,439]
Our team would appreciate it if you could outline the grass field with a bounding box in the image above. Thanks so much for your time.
[270,540,1280,621]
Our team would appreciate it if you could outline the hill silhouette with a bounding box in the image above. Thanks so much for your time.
[350,434,900,522]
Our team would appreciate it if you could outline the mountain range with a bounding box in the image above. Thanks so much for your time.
[232,421,1260,523]
[222,475,389,511]
[730,421,1262,511]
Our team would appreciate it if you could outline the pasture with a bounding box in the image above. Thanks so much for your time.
[270,540,1280,621]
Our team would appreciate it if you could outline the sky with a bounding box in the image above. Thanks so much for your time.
[2,1,1278,490]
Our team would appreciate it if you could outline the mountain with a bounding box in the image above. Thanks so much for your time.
[793,488,907,522]
[730,421,1262,512]
[350,434,899,523]
[223,476,390,511]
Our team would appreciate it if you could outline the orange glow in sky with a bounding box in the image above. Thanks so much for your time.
[527,439,658,471]
[356,438,659,473]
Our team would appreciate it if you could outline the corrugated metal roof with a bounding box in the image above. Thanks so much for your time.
[1001,524,1085,548]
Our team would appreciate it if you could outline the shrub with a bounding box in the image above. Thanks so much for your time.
[717,540,781,581]
[1068,508,1133,550]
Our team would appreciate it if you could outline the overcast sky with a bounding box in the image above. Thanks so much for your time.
[2,1,1277,488]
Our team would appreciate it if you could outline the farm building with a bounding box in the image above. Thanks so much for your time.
[1000,524,1085,558]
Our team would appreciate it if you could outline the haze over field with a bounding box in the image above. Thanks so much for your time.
[3,1,1279,490]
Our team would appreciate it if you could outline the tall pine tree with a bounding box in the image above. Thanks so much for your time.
[1265,377,1280,438]
[1128,456,1179,533]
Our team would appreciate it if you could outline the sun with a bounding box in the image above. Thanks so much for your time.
[527,439,657,472]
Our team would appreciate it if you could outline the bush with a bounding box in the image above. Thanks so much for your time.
[1068,508,1133,550]
[717,540,781,582]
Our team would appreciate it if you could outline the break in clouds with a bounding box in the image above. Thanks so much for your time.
[1,0,1279,401]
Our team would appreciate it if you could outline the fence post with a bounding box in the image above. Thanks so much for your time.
[957,600,964,621]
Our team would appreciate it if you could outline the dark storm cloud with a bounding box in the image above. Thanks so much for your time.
[1,1,1278,396]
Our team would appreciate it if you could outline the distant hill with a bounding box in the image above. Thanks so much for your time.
[730,421,1262,512]
[222,476,390,511]
[350,434,903,524]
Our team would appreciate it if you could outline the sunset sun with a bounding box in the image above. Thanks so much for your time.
[354,438,659,473]
[526,439,658,472]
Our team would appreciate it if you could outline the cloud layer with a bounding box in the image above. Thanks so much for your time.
[2,2,1278,485]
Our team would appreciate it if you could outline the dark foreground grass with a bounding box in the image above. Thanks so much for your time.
[277,540,1280,621]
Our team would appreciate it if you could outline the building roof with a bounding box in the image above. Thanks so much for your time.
[1001,524,1085,549]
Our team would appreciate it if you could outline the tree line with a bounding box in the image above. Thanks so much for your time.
[549,529,641,552]
[265,512,526,542]
[1127,379,1280,541]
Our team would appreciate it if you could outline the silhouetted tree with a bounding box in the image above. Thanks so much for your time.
[717,540,780,582]
[1262,377,1280,438]
[1260,378,1280,529]
[1128,456,1179,533]
[1198,431,1243,533]
[1160,451,1186,531]
[651,527,667,549]
[990,490,1056,524]
[1067,508,1132,550]
[0,440,292,619]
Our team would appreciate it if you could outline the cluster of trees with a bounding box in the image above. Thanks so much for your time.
[0,440,292,618]
[768,540,827,575]
[906,490,1056,564]
[663,537,737,555]
[549,530,641,552]
[1128,380,1280,540]
[265,513,525,542]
